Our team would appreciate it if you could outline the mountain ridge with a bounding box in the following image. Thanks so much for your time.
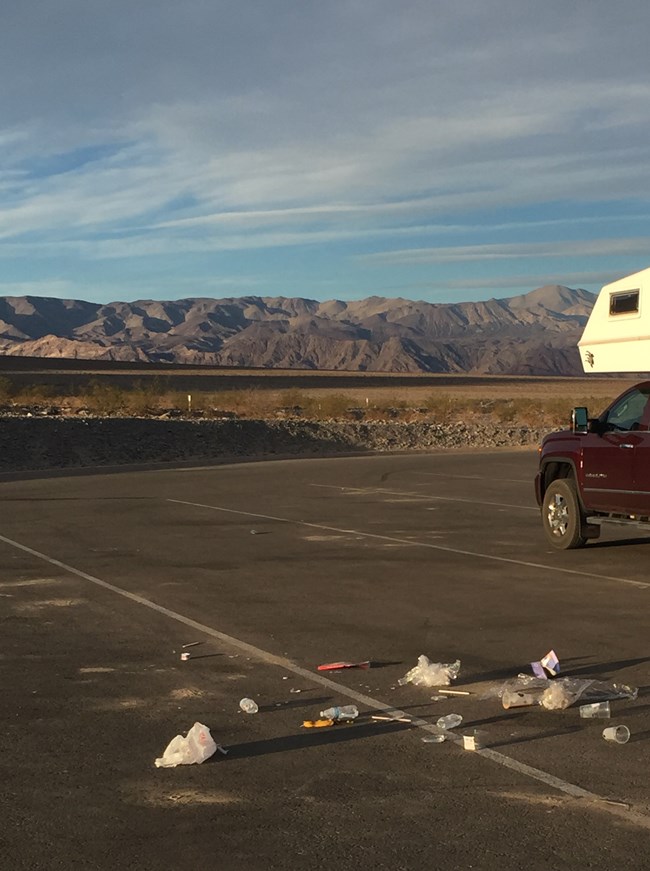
[0,285,596,375]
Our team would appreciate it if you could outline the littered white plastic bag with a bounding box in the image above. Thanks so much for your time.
[398,655,461,688]
[155,722,217,768]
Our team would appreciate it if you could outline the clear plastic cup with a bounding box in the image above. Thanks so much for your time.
[579,701,610,719]
[239,697,259,714]
[602,725,630,744]
[436,714,463,730]
[422,733,446,744]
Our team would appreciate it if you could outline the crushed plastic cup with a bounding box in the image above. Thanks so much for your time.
[239,698,259,714]
[422,733,446,743]
[502,689,541,709]
[579,701,611,719]
[602,725,630,744]
[436,714,463,730]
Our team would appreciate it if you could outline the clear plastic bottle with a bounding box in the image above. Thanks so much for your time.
[436,713,463,730]
[319,705,359,721]
[239,697,259,714]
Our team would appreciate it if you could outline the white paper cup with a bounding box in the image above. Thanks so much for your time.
[602,725,630,744]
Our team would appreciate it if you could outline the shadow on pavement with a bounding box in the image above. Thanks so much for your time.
[258,695,333,713]
[488,724,583,748]
[221,721,410,759]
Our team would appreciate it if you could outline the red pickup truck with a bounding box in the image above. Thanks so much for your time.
[535,381,650,548]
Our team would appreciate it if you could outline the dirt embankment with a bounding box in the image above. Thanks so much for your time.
[0,417,550,474]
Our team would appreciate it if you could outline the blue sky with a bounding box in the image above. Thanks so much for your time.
[2,0,650,305]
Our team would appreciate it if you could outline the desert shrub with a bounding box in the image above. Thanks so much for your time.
[278,388,307,410]
[0,376,12,404]
[493,399,517,423]
[85,382,126,415]
[423,393,456,421]
[14,383,58,403]
[121,382,162,416]
[316,393,356,418]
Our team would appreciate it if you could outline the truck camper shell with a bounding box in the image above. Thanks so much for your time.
[578,267,650,373]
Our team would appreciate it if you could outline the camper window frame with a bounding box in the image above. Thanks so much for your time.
[609,289,640,317]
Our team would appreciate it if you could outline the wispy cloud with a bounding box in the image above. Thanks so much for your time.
[0,2,650,300]
[362,238,650,265]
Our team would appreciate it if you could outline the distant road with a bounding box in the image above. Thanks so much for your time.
[0,353,622,392]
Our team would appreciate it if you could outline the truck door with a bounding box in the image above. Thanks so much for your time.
[631,392,650,515]
[581,387,650,514]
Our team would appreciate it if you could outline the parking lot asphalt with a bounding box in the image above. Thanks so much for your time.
[2,449,650,870]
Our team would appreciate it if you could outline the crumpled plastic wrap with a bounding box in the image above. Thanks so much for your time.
[155,722,217,768]
[498,674,638,711]
[398,655,461,687]
[540,678,638,711]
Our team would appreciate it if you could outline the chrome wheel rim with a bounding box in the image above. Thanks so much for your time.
[547,493,569,537]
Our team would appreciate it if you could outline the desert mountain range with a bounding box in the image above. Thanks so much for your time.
[0,285,595,375]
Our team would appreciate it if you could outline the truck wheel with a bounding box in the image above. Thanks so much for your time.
[542,478,588,550]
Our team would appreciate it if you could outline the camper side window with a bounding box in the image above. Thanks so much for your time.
[609,290,639,316]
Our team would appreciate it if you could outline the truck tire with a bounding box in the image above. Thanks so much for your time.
[541,478,588,550]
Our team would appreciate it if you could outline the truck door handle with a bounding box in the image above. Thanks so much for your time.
[619,443,635,449]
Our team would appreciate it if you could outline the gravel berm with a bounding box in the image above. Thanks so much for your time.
[0,417,552,474]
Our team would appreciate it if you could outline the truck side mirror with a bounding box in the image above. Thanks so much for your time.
[572,406,589,434]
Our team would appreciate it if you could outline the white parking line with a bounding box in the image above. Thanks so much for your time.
[420,472,531,484]
[168,498,650,590]
[0,528,647,829]
[311,483,538,512]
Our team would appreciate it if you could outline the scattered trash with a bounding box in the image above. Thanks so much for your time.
[371,714,411,723]
[250,530,258,535]
[530,649,560,678]
[320,705,359,721]
[282,676,289,680]
[398,656,461,688]
[182,641,202,650]
[422,733,446,744]
[499,674,638,711]
[597,798,632,809]
[602,725,630,744]
[541,678,637,711]
[302,719,335,728]
[180,652,191,662]
[239,698,259,714]
[438,689,471,696]
[216,744,229,756]
[155,722,217,768]
[317,661,370,671]
[462,730,485,751]
[436,714,463,730]
[289,688,302,694]
[430,695,447,701]
[502,675,547,708]
[580,701,611,719]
